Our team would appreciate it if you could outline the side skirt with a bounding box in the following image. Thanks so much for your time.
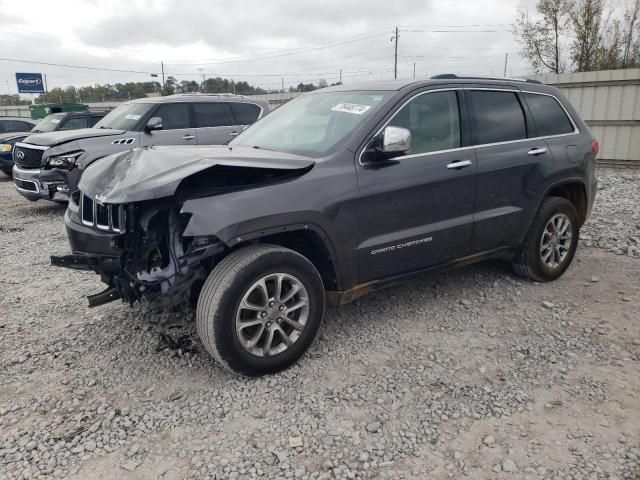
[325,247,514,306]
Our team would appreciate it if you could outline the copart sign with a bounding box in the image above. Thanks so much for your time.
[15,73,45,94]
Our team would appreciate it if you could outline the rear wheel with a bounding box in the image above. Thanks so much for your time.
[196,245,324,376]
[513,197,579,282]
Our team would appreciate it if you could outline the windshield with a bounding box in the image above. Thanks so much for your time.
[32,114,65,133]
[230,91,391,156]
[94,102,154,130]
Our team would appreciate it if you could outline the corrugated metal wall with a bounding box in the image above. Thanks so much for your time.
[531,69,640,166]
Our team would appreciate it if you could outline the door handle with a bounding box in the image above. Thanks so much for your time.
[528,147,547,156]
[446,160,473,170]
[181,134,195,140]
[229,131,240,137]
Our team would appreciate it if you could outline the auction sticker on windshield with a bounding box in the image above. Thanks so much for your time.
[331,103,371,115]
[125,114,141,120]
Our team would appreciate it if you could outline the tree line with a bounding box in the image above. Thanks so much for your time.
[19,77,335,105]
[514,0,640,73]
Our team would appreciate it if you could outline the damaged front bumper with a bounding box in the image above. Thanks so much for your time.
[13,165,70,202]
[52,201,224,310]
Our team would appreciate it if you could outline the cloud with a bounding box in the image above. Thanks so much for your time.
[0,0,530,93]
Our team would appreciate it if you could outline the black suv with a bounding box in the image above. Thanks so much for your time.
[52,76,598,376]
[0,112,106,175]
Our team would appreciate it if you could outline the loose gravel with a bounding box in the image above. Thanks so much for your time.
[0,168,639,480]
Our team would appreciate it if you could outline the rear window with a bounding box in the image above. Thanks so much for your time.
[523,93,575,136]
[231,103,261,125]
[469,90,527,144]
[193,103,234,128]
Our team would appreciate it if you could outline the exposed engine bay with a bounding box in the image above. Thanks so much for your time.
[51,145,316,310]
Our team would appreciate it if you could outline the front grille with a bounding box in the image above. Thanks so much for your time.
[80,194,123,232]
[13,145,44,169]
[14,178,38,192]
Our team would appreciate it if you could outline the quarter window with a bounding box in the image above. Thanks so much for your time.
[193,103,234,128]
[469,90,527,144]
[230,103,261,125]
[389,91,461,155]
[523,93,574,136]
[153,103,191,130]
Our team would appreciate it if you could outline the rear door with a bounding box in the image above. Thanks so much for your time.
[355,89,477,282]
[469,88,552,253]
[140,102,196,146]
[193,102,237,144]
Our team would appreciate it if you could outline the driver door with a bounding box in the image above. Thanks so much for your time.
[140,103,197,146]
[355,89,476,282]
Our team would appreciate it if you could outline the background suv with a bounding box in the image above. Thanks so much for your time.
[12,94,269,202]
[1,111,106,175]
[53,76,597,376]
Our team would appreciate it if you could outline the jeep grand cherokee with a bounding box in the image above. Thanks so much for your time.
[52,76,598,376]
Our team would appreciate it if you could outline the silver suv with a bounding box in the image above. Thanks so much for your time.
[12,94,270,202]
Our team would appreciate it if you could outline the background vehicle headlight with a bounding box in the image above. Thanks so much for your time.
[0,144,12,152]
[47,151,84,169]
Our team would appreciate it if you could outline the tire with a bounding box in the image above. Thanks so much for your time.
[512,197,579,282]
[196,244,325,376]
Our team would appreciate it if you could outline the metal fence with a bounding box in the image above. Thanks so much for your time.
[531,68,640,167]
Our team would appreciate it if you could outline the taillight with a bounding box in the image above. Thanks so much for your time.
[591,139,599,158]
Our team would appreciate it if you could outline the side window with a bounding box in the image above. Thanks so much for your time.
[523,93,574,136]
[153,103,191,130]
[59,117,88,130]
[469,90,527,144]
[193,103,234,128]
[0,121,7,133]
[388,91,461,155]
[17,121,35,131]
[230,103,261,125]
[88,116,102,127]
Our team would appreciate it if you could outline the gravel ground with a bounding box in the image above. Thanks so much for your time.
[0,168,639,480]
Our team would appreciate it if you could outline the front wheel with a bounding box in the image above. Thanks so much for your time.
[512,197,579,282]
[196,245,325,376]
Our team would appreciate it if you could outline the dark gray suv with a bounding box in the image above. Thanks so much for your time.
[53,75,598,376]
[12,94,269,202]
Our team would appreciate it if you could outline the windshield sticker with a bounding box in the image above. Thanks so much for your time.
[50,119,61,124]
[125,114,141,120]
[331,103,371,115]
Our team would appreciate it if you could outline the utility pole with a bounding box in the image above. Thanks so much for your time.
[503,53,508,77]
[161,61,165,88]
[198,68,205,92]
[281,77,284,92]
[339,69,342,84]
[413,62,416,79]
[391,26,400,80]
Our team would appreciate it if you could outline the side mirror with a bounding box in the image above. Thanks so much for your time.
[145,116,163,132]
[380,126,411,154]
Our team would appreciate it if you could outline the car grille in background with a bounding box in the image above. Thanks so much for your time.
[13,146,44,169]
[81,194,123,232]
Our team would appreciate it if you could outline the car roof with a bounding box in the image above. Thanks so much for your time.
[0,117,37,122]
[127,94,269,106]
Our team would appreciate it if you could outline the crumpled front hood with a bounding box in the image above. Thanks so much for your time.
[24,128,125,146]
[78,145,315,204]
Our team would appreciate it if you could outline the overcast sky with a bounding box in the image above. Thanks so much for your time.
[0,0,542,95]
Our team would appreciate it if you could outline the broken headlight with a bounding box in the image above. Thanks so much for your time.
[47,150,84,169]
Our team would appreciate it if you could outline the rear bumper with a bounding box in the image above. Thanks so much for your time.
[12,165,70,202]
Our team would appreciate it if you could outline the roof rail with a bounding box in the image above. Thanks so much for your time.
[172,93,247,98]
[430,74,542,84]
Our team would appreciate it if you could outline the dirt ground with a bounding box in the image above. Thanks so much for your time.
[0,171,639,480]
